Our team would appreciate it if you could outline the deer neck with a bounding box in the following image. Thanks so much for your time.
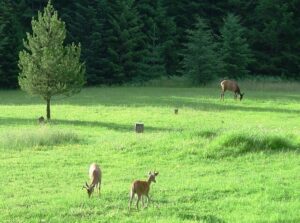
[89,183,95,189]
[147,178,152,186]
[91,176,99,186]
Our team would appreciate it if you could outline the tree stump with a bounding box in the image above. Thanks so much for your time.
[38,116,45,124]
[135,123,144,133]
[174,108,179,114]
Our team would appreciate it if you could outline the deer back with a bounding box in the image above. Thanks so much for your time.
[221,80,240,93]
[132,180,150,195]
[89,163,101,186]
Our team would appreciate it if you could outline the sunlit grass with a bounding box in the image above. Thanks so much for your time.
[0,84,299,223]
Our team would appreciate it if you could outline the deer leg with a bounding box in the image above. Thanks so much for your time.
[234,93,237,100]
[141,195,145,208]
[128,192,134,210]
[136,194,141,210]
[221,90,225,101]
[146,194,151,207]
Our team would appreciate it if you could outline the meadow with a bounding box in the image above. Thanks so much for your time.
[0,83,299,223]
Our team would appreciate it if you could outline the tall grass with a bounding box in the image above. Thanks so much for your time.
[204,132,300,158]
[0,127,81,149]
[237,78,300,91]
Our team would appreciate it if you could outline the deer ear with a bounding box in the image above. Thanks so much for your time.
[154,172,159,176]
[85,182,89,187]
[149,171,152,175]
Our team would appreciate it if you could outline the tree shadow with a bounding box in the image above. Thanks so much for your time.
[0,117,177,133]
[1,88,300,114]
[156,97,300,114]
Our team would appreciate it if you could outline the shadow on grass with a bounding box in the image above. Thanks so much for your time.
[0,117,177,133]
[156,98,300,114]
[63,95,300,114]
[1,88,300,114]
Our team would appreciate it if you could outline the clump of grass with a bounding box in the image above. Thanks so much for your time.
[0,127,82,149]
[204,132,299,158]
[194,130,218,139]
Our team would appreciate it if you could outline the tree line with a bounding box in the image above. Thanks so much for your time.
[1,0,300,88]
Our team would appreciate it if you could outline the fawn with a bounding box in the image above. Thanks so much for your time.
[129,171,159,210]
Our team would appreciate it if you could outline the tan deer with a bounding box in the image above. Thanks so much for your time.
[220,79,244,101]
[82,163,101,198]
[128,171,159,210]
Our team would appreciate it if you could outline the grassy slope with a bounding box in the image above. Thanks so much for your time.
[0,86,299,223]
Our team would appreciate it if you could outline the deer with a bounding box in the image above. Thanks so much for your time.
[220,79,244,101]
[82,163,101,198]
[128,171,159,210]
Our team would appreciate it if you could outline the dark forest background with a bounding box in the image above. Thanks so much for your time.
[1,0,300,88]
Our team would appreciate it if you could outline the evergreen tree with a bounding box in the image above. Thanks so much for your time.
[220,14,253,79]
[57,0,105,85]
[182,18,222,85]
[102,0,146,84]
[155,0,178,76]
[250,0,300,78]
[163,0,201,42]
[18,1,85,120]
[0,0,21,88]
[140,23,166,81]
[135,0,178,77]
[0,0,299,86]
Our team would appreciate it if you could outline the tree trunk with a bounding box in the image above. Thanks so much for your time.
[46,98,51,120]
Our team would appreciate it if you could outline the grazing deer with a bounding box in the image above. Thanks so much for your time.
[220,79,244,101]
[82,163,101,198]
[129,171,159,210]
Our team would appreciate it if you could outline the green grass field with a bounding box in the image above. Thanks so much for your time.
[0,85,299,223]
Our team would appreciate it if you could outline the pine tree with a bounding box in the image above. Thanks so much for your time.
[140,23,166,81]
[0,0,20,88]
[102,0,146,84]
[250,0,300,78]
[57,0,104,85]
[220,14,253,79]
[182,18,222,85]
[136,0,178,77]
[155,0,178,76]
[18,1,85,120]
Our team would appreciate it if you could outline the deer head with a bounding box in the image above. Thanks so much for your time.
[148,171,159,183]
[82,182,95,198]
[240,93,244,101]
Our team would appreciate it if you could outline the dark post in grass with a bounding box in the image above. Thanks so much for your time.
[174,108,179,114]
[135,123,144,133]
[38,116,45,124]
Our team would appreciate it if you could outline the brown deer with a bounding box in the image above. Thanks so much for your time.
[129,171,159,210]
[82,163,101,198]
[220,80,244,101]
